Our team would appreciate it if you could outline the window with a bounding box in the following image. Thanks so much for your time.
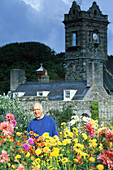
[64,90,77,101]
[37,91,50,97]
[13,92,25,98]
[94,10,97,16]
[38,92,43,96]
[73,64,76,72]
[72,32,77,46]
[65,91,70,98]
[89,32,92,43]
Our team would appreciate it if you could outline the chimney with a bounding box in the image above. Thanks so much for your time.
[10,69,26,91]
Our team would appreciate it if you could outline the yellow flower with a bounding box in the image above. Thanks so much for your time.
[106,141,112,147]
[58,141,62,145]
[72,127,78,134]
[73,158,78,163]
[43,132,49,139]
[8,163,11,167]
[89,157,95,163]
[12,165,16,169]
[53,147,60,153]
[43,146,49,153]
[68,131,73,138]
[81,152,89,159]
[74,148,82,155]
[62,157,69,164]
[10,146,13,151]
[99,143,103,151]
[61,122,66,126]
[96,164,104,170]
[45,142,51,147]
[82,133,87,140]
[92,142,97,148]
[35,149,41,156]
[63,139,71,145]
[35,158,40,164]
[50,149,59,157]
[25,152,30,157]
[15,154,21,160]
[31,156,35,160]
[16,132,22,136]
[74,143,84,150]
[53,135,59,141]
[73,138,78,144]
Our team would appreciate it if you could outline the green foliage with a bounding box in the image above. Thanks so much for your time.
[47,105,73,131]
[0,42,65,94]
[0,95,33,131]
[90,101,99,121]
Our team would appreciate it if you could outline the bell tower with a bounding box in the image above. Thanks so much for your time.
[63,1,109,88]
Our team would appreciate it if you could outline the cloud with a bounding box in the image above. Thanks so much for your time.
[0,0,113,55]
[22,0,41,11]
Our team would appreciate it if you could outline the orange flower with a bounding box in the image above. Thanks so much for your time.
[34,133,39,137]
[38,136,43,141]
[17,141,21,146]
[29,131,34,135]
[23,135,27,139]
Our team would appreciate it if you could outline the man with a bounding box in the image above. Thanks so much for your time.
[27,103,58,139]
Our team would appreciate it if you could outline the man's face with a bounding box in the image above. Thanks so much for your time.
[33,103,43,119]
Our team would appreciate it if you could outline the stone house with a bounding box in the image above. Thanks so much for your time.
[10,1,113,118]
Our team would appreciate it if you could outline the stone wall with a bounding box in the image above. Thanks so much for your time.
[18,97,113,123]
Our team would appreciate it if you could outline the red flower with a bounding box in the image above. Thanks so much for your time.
[6,113,15,123]
[98,148,113,169]
[86,122,95,138]
[105,129,113,142]
[76,156,82,165]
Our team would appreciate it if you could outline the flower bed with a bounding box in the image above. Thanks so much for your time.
[0,114,113,169]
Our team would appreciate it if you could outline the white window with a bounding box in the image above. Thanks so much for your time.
[37,91,50,97]
[64,90,77,101]
[13,92,25,98]
[72,33,77,46]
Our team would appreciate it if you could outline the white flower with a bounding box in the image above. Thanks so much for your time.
[69,119,76,126]
[82,116,91,122]
[71,115,79,122]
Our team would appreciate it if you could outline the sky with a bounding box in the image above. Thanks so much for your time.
[0,0,113,55]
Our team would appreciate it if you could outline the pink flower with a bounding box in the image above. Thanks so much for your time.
[23,143,30,150]
[86,122,95,138]
[16,164,24,170]
[0,121,14,136]
[28,138,34,145]
[0,150,9,163]
[105,129,113,142]
[6,113,15,123]
[98,148,113,169]
[12,120,17,127]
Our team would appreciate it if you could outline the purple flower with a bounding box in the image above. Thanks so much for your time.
[12,120,17,127]
[23,143,30,150]
[28,138,34,145]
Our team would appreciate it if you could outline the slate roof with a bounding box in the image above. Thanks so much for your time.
[103,60,113,91]
[15,80,89,100]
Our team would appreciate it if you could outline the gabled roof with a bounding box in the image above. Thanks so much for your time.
[15,80,89,100]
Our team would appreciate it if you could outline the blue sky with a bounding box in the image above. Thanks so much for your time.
[0,0,113,55]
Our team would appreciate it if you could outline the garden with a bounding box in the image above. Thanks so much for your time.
[0,95,113,170]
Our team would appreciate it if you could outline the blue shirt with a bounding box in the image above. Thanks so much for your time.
[27,115,58,139]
